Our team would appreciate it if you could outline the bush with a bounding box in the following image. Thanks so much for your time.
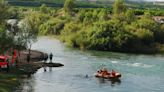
[134,28,154,45]
[39,18,65,35]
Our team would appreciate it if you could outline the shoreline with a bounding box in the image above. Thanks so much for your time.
[0,50,64,92]
[48,35,164,54]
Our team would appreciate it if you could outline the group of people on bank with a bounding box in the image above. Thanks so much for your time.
[26,52,53,63]
[43,53,53,63]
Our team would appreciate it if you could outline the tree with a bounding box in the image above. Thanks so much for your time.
[40,4,49,14]
[76,9,86,22]
[0,0,15,54]
[154,24,164,43]
[98,9,109,21]
[16,20,37,53]
[39,18,65,35]
[64,0,74,15]
[14,10,55,54]
[22,11,50,35]
[0,0,9,25]
[135,12,158,32]
[134,28,154,45]
[143,11,152,19]
[16,11,49,55]
[0,27,14,54]
[125,9,136,24]
[113,0,126,16]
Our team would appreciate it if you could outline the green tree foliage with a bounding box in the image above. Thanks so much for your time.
[125,9,136,24]
[76,9,86,22]
[17,11,51,50]
[154,24,164,43]
[40,4,49,13]
[61,22,82,47]
[23,11,51,34]
[11,0,164,53]
[134,28,154,45]
[0,28,14,54]
[8,7,19,19]
[39,4,55,15]
[59,3,164,53]
[113,0,126,16]
[39,18,65,35]
[0,0,9,24]
[98,9,109,21]
[64,0,74,15]
[0,0,16,54]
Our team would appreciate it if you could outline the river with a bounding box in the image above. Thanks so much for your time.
[16,37,164,92]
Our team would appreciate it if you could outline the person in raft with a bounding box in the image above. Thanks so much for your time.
[111,69,116,77]
[97,68,110,77]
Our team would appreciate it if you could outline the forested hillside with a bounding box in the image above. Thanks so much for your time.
[6,0,164,9]
[9,0,164,53]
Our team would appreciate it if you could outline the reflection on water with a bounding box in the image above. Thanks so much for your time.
[110,79,121,86]
[15,37,164,92]
[96,78,121,86]
[43,67,52,72]
[15,77,35,92]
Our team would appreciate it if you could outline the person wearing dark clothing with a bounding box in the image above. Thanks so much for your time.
[85,74,88,78]
[27,54,30,63]
[44,53,48,63]
[43,53,48,72]
[15,57,18,67]
[49,53,53,63]
[6,59,10,72]
[44,67,47,72]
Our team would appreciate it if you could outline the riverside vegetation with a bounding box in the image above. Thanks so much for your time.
[9,0,164,53]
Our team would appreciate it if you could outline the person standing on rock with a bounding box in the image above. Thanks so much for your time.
[44,53,48,63]
[49,53,53,63]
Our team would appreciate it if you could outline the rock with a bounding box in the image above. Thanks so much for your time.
[16,50,64,76]
[44,62,64,67]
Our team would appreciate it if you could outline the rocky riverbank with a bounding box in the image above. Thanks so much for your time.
[16,50,64,76]
[0,50,64,92]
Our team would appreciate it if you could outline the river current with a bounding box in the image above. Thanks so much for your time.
[16,37,164,92]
